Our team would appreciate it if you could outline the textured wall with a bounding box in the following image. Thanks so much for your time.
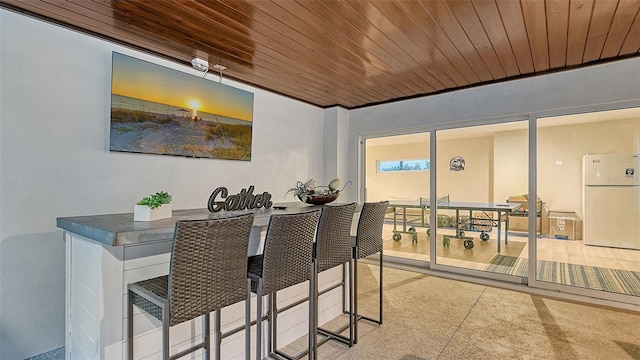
[0,9,325,359]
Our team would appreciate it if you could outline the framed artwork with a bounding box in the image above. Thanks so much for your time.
[110,52,254,160]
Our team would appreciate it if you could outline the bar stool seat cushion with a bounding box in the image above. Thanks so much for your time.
[130,276,168,322]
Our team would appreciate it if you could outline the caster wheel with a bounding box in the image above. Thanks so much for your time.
[443,236,451,247]
[464,239,474,249]
[480,232,490,241]
[427,228,431,236]
[408,227,416,233]
[392,233,402,242]
[412,233,418,244]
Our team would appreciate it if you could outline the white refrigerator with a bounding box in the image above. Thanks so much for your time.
[583,154,640,249]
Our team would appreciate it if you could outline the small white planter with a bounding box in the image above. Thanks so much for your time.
[134,204,172,221]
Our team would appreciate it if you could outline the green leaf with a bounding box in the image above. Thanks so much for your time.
[137,191,172,209]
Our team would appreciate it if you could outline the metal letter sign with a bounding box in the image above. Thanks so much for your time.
[207,185,273,212]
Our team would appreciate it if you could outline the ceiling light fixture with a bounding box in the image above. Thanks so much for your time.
[191,57,209,72]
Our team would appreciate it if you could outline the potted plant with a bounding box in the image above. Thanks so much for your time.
[286,178,350,205]
[134,191,173,221]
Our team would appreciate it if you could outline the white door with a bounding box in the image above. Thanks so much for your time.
[584,186,640,249]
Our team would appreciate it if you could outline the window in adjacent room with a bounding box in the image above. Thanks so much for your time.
[378,159,430,172]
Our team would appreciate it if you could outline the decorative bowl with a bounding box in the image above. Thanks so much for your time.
[300,193,339,205]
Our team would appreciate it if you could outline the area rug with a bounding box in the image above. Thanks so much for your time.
[486,255,640,296]
[485,255,528,277]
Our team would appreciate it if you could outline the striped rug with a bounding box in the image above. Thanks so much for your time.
[485,255,528,277]
[486,255,640,296]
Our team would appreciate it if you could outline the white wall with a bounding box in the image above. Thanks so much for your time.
[365,136,493,203]
[365,140,430,201]
[0,10,326,359]
[436,136,493,203]
[493,129,529,205]
[537,117,640,217]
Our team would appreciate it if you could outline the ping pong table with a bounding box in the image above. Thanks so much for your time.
[389,197,520,252]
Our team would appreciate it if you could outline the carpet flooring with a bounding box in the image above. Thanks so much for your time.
[486,255,640,296]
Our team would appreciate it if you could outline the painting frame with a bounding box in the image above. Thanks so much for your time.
[109,52,254,161]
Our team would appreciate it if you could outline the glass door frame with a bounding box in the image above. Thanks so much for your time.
[358,101,640,306]
[527,103,640,306]
[427,116,529,283]
[359,128,431,268]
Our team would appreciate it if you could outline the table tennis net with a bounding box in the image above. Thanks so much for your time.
[419,195,450,207]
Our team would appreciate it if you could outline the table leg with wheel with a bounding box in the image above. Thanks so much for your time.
[497,211,502,253]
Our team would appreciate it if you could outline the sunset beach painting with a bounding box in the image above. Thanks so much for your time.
[110,52,254,160]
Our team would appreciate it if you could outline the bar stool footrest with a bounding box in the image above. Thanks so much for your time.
[357,314,382,325]
[317,326,353,346]
[271,348,308,360]
[169,342,206,360]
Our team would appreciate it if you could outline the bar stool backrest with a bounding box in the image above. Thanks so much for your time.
[261,210,320,295]
[355,201,390,259]
[168,214,254,326]
[315,203,357,273]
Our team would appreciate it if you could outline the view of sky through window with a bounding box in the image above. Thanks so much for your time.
[378,159,430,172]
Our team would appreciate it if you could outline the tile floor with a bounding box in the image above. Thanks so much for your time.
[36,264,640,359]
[382,224,640,272]
[284,263,640,360]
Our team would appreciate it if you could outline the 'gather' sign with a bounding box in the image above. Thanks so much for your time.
[207,185,273,212]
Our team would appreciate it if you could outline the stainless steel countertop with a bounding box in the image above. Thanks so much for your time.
[56,202,325,246]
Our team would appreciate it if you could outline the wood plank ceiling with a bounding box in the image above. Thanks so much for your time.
[2,0,639,109]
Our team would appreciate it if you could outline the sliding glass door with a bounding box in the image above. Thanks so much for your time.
[361,107,640,304]
[364,132,431,264]
[535,108,640,299]
[431,121,529,278]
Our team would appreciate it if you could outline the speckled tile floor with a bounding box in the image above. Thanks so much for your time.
[35,264,640,360]
[279,264,640,360]
[25,347,64,360]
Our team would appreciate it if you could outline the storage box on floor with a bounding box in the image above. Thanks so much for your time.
[548,211,582,240]
[507,195,549,235]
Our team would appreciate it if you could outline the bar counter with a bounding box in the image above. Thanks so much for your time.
[57,202,319,246]
[57,203,348,360]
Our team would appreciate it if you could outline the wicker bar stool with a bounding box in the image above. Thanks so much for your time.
[247,210,320,360]
[127,214,254,360]
[351,201,389,344]
[311,203,357,357]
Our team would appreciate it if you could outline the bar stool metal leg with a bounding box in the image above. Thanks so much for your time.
[255,279,263,360]
[127,291,134,360]
[310,261,318,360]
[162,303,169,360]
[211,310,218,360]
[355,256,384,326]
[246,279,251,360]
[379,250,383,326]
[348,259,354,345]
[270,292,277,355]
[353,248,359,345]
[351,201,388,345]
